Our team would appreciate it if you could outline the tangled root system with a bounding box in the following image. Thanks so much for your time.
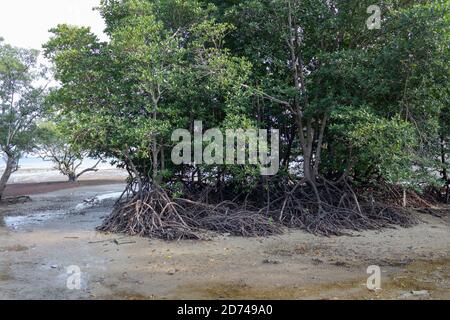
[98,177,418,240]
[98,181,283,240]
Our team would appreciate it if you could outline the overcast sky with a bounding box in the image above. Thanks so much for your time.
[0,0,107,50]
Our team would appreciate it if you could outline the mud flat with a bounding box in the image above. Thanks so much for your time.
[3,180,125,199]
[0,184,448,300]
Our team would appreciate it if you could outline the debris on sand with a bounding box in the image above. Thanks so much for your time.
[399,290,430,299]
[262,259,282,265]
[74,192,123,212]
[1,196,32,205]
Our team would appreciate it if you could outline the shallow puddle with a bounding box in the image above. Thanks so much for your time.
[4,209,67,229]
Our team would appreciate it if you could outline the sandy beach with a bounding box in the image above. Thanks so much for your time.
[1,158,128,198]
[2,158,128,185]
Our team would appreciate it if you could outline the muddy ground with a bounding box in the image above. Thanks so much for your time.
[0,184,448,300]
[3,180,125,198]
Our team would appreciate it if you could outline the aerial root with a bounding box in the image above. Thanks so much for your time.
[98,183,283,240]
[98,179,418,240]
[260,178,417,236]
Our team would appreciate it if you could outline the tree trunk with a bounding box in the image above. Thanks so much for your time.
[441,135,448,182]
[0,156,18,201]
[68,172,77,183]
[151,92,160,184]
[440,135,449,203]
[402,187,407,208]
[286,2,317,183]
[152,139,159,181]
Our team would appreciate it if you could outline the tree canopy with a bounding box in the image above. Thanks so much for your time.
[0,39,48,199]
[42,0,449,238]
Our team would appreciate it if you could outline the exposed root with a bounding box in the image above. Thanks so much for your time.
[98,181,283,240]
[98,184,202,240]
[258,178,417,236]
[98,178,418,240]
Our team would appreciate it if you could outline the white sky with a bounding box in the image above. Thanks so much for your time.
[0,0,107,50]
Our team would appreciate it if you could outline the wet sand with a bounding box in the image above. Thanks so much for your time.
[0,184,449,300]
[3,180,125,198]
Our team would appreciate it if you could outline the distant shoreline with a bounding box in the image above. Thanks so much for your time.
[2,162,128,185]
